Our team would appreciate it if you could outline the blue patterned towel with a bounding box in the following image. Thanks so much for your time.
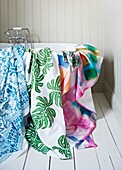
[0,45,29,165]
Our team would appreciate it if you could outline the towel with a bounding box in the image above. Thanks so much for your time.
[59,44,103,148]
[0,45,29,168]
[24,48,71,159]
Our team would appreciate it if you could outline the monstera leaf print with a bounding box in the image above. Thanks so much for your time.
[29,52,45,93]
[32,96,56,129]
[31,71,44,93]
[25,123,51,154]
[34,74,44,93]
[52,135,71,159]
[37,48,53,75]
[27,48,53,93]
[47,76,62,107]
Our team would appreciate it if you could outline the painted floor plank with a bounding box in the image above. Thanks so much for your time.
[0,151,27,170]
[74,147,100,170]
[96,93,122,154]
[1,93,122,170]
[93,94,120,149]
[93,94,122,170]
[24,147,49,170]
[50,147,74,170]
[94,147,114,170]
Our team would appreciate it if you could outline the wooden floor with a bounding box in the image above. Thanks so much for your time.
[1,93,122,170]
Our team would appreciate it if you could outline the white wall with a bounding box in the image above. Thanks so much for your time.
[0,0,105,92]
[104,0,122,129]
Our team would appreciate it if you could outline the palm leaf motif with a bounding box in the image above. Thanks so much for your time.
[25,123,51,154]
[52,135,71,159]
[32,96,56,129]
[37,48,53,75]
[47,76,62,107]
[30,52,44,93]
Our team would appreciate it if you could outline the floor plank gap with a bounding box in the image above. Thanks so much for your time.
[109,156,116,170]
[96,94,122,159]
[22,145,30,170]
[1,93,122,170]
[94,148,102,170]
[48,157,51,170]
[72,148,76,170]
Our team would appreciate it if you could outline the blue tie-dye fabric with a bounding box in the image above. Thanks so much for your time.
[0,45,29,163]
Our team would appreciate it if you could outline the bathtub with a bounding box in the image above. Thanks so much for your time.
[0,43,79,52]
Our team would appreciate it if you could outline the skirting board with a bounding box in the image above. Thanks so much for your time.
[92,80,104,93]
[104,80,122,130]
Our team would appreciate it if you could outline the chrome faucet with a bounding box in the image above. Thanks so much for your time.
[5,27,32,48]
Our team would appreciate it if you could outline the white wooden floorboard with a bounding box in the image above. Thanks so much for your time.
[74,147,100,170]
[94,147,114,170]
[50,147,75,170]
[24,147,49,170]
[92,96,115,170]
[1,93,122,170]
[93,93,122,170]
[0,152,27,170]
[96,93,122,155]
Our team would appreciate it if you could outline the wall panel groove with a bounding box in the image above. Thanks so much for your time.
[0,0,104,45]
[56,0,65,42]
[0,0,8,42]
[0,0,105,92]
[104,0,122,129]
[17,0,25,27]
[81,0,90,43]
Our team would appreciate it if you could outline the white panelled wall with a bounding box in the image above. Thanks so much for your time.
[0,0,105,46]
[104,0,122,129]
[0,0,105,92]
[0,0,105,91]
[0,0,122,129]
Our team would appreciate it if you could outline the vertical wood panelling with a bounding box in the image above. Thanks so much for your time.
[120,0,122,103]
[57,0,65,43]
[116,0,121,102]
[16,0,25,27]
[104,0,115,93]
[97,0,105,51]
[73,0,82,43]
[8,0,16,28]
[40,0,49,42]
[32,0,41,42]
[65,0,74,42]
[0,0,105,92]
[48,0,57,42]
[0,0,104,46]
[97,0,105,85]
[117,0,121,102]
[113,0,117,98]
[0,0,8,42]
[104,0,122,127]
[24,0,33,36]
[116,0,120,101]
[81,0,90,43]
[89,0,98,46]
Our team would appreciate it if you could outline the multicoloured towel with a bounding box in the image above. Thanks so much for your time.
[59,44,103,148]
[0,45,29,167]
